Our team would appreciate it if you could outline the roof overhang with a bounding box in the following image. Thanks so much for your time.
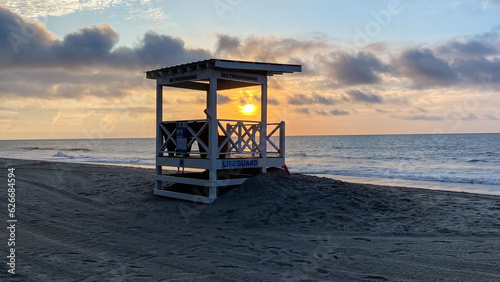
[146,58,301,79]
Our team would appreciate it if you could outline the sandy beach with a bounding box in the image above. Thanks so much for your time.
[1,158,499,281]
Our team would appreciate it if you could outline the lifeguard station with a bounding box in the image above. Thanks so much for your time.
[146,59,301,203]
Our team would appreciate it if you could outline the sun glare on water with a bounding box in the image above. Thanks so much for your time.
[240,104,256,115]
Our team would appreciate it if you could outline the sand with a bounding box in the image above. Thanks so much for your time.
[1,158,499,281]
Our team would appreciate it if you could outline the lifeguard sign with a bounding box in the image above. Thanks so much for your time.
[146,59,301,203]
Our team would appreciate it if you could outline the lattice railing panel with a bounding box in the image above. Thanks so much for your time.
[158,119,284,158]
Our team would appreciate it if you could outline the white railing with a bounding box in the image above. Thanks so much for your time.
[158,119,284,158]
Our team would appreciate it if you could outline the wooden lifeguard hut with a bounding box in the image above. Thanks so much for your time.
[146,59,301,203]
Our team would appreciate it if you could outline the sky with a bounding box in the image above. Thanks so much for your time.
[0,0,499,139]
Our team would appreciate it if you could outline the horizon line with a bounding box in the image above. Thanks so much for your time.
[1,131,499,141]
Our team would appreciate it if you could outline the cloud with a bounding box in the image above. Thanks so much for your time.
[129,31,210,67]
[287,90,386,108]
[295,108,310,115]
[57,24,119,64]
[0,5,56,58]
[296,108,349,116]
[402,113,484,121]
[1,3,500,110]
[346,89,383,104]
[3,0,125,18]
[315,110,329,116]
[453,57,500,83]
[268,98,279,105]
[218,94,232,104]
[0,6,210,69]
[287,93,337,105]
[436,27,499,57]
[0,68,145,99]
[437,38,497,57]
[185,94,231,105]
[215,34,241,56]
[481,0,500,9]
[403,115,444,121]
[213,33,331,68]
[329,109,350,116]
[6,0,171,22]
[396,48,458,88]
[93,107,154,113]
[324,52,389,86]
[376,109,391,114]
[126,7,168,21]
[432,27,500,83]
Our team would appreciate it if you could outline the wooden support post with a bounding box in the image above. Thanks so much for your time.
[155,83,163,191]
[280,121,285,158]
[207,77,218,201]
[260,79,268,173]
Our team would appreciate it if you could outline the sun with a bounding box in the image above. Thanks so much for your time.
[240,104,256,115]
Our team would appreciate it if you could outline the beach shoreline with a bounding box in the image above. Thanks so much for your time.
[1,158,499,281]
[313,173,500,196]
[3,154,500,197]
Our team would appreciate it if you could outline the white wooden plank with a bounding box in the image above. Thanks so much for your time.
[153,190,215,204]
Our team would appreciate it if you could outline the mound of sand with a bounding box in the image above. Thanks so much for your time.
[205,171,500,235]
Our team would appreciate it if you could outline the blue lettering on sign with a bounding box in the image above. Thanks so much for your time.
[221,159,259,168]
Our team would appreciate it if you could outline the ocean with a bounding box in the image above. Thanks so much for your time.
[1,133,499,195]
